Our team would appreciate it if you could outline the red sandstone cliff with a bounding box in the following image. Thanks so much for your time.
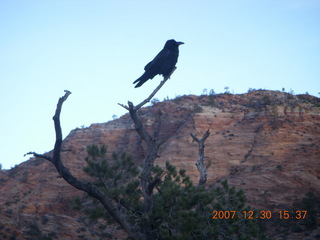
[0,90,319,239]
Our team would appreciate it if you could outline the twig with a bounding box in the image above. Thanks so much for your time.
[24,152,53,163]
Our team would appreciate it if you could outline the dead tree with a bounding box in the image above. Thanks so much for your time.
[25,90,145,240]
[118,68,175,236]
[190,129,210,186]
[26,68,175,240]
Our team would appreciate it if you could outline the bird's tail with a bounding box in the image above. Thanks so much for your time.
[133,73,149,88]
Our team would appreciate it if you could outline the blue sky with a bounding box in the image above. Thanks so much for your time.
[1,0,319,169]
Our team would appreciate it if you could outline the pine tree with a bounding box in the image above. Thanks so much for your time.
[75,144,267,239]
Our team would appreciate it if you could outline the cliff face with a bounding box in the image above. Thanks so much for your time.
[0,90,319,239]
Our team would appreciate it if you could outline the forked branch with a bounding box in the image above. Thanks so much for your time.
[25,90,145,240]
[118,70,176,234]
[190,129,210,186]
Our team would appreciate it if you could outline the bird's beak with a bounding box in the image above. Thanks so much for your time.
[177,42,184,45]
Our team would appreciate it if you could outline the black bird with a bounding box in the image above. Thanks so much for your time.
[133,39,184,88]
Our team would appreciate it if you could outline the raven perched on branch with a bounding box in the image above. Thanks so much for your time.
[133,39,184,88]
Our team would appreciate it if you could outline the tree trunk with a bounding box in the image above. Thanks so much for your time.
[190,130,210,186]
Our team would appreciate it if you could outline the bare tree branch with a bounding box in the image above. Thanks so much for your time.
[118,67,176,111]
[135,67,175,110]
[118,69,177,236]
[27,90,145,240]
[24,152,53,163]
[27,66,177,239]
[190,129,210,186]
[127,93,160,222]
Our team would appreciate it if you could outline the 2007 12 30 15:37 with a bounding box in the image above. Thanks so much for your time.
[212,210,307,220]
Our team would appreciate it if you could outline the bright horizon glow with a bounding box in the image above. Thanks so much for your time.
[1,0,319,169]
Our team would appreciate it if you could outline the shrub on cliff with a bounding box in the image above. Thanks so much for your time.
[74,144,267,240]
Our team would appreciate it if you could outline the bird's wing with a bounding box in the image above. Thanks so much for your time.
[144,48,171,71]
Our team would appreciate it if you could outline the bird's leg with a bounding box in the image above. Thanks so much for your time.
[118,67,177,111]
[167,67,177,79]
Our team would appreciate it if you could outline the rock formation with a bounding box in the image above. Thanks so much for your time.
[0,90,319,239]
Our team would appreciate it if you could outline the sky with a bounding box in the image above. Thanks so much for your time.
[0,0,319,169]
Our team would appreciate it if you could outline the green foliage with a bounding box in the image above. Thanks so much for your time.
[151,98,160,105]
[297,94,320,108]
[151,167,266,239]
[224,86,230,94]
[72,196,82,211]
[201,88,208,95]
[25,222,57,240]
[261,96,272,106]
[193,104,203,113]
[149,162,217,239]
[172,95,184,104]
[80,145,266,239]
[208,89,216,106]
[269,191,319,237]
[212,179,265,239]
[301,191,318,230]
[83,145,142,222]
